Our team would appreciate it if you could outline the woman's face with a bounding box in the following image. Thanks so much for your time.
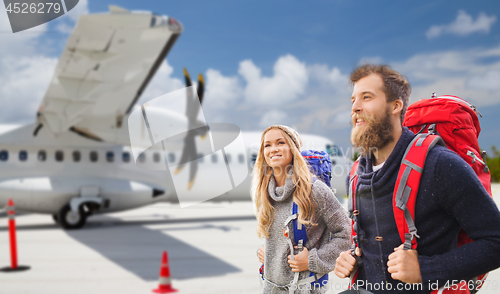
[263,129,293,171]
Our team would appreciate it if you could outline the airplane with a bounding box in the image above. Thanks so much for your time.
[0,6,352,229]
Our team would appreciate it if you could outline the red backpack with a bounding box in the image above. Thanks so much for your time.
[348,94,492,294]
[404,94,491,197]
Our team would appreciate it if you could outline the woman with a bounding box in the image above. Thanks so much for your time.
[254,125,350,293]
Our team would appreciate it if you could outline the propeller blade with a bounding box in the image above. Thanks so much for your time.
[197,73,204,105]
[185,72,205,125]
[173,133,192,175]
[187,156,198,191]
[173,130,198,191]
[183,68,192,87]
[173,163,185,175]
[177,69,205,189]
[184,68,198,124]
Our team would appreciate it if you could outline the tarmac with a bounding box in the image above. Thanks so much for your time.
[0,184,499,294]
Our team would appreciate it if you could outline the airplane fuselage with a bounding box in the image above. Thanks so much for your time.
[0,123,350,219]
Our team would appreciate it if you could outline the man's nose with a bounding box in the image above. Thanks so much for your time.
[352,97,361,113]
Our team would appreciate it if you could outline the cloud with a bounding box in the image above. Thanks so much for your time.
[308,64,348,90]
[392,44,500,106]
[138,60,184,105]
[238,54,308,106]
[426,10,497,39]
[55,21,75,34]
[0,5,48,56]
[56,0,89,33]
[329,111,352,129]
[0,56,57,123]
[357,56,384,66]
[200,56,353,135]
[65,0,89,22]
[204,69,241,109]
[0,5,56,123]
[258,110,288,128]
[466,70,500,91]
[288,64,351,131]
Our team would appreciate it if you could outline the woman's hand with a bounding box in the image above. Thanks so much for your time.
[258,246,265,264]
[287,246,309,272]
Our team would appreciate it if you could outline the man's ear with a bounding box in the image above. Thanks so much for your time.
[392,99,403,115]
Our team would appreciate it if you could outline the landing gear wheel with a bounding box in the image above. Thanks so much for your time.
[52,214,59,224]
[58,204,87,229]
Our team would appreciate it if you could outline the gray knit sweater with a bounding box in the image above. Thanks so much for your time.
[261,172,350,293]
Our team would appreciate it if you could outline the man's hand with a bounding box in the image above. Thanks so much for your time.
[387,244,422,284]
[334,247,361,278]
[258,246,265,264]
[287,246,309,272]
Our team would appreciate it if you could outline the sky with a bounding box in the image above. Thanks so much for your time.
[1,0,499,156]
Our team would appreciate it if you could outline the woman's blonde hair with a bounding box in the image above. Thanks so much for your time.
[252,125,317,238]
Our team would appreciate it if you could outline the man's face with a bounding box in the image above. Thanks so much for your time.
[350,74,394,154]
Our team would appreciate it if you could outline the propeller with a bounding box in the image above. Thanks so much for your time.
[173,68,206,190]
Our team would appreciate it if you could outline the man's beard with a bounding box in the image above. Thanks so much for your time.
[351,106,394,156]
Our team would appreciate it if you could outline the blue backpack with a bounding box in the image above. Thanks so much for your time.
[301,150,332,188]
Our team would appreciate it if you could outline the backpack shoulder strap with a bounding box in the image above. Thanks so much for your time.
[348,160,360,241]
[347,159,360,284]
[393,133,445,250]
[292,202,307,247]
[291,177,318,247]
[348,160,360,215]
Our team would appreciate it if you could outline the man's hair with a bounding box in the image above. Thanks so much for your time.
[350,64,411,124]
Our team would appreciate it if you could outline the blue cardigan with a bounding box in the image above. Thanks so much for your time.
[348,127,500,293]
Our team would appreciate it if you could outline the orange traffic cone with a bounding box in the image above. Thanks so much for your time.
[152,251,177,293]
[0,199,30,272]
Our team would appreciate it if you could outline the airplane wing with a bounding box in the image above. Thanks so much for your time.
[36,5,182,144]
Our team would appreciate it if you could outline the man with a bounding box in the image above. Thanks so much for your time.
[333,64,500,293]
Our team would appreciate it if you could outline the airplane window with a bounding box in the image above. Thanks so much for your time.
[106,151,114,163]
[326,144,343,157]
[90,151,98,162]
[168,153,175,163]
[225,153,231,163]
[153,152,161,163]
[198,153,204,163]
[138,153,146,163]
[19,150,28,161]
[326,144,333,156]
[334,145,343,157]
[55,150,64,162]
[72,151,81,162]
[251,153,257,163]
[0,150,7,161]
[38,150,46,162]
[122,152,130,163]
[238,154,245,164]
[211,153,218,163]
